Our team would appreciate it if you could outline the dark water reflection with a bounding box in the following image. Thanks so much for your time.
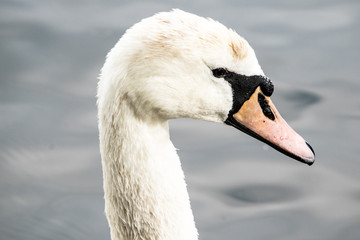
[282,90,321,109]
[226,184,300,204]
[1,0,360,239]
[273,89,322,121]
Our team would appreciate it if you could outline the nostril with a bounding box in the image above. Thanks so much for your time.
[258,93,275,120]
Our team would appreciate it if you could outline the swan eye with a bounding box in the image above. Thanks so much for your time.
[212,68,228,78]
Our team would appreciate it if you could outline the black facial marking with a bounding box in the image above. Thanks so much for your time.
[258,93,275,120]
[259,77,274,97]
[215,68,314,165]
[212,68,274,116]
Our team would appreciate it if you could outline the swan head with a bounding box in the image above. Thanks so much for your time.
[99,9,315,165]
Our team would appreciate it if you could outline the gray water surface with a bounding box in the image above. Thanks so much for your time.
[1,0,360,239]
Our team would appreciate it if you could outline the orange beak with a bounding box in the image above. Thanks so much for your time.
[226,86,315,165]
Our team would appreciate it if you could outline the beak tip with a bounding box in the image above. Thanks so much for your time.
[306,158,315,166]
[304,142,315,166]
[306,142,315,155]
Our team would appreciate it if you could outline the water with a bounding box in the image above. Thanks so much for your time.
[1,0,359,239]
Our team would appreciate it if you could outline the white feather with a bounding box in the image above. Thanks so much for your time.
[97,9,264,240]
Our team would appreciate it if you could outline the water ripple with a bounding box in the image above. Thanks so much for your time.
[282,90,321,108]
[226,184,301,204]
[273,89,322,121]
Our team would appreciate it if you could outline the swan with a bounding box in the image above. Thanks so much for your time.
[97,9,315,240]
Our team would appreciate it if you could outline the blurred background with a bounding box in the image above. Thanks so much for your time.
[1,0,359,239]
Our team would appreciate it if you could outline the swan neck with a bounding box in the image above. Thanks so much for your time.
[99,101,198,239]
